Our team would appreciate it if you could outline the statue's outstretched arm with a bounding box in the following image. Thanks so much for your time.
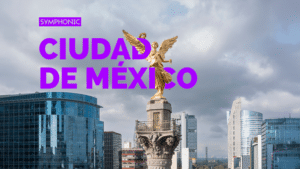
[158,54,172,64]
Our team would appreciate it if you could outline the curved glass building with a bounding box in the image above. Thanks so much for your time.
[0,92,104,169]
[240,110,263,156]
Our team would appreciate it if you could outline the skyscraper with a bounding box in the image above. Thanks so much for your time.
[104,131,122,169]
[261,118,300,169]
[0,92,104,169]
[227,98,263,169]
[205,147,208,163]
[171,112,197,166]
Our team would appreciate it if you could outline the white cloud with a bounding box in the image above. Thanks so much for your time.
[219,52,274,78]
[0,39,41,81]
[173,0,199,9]
[0,35,64,89]
[170,27,218,62]
[241,90,300,116]
[247,61,274,78]
[186,27,216,53]
[0,84,16,94]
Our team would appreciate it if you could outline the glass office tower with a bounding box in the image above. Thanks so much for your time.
[240,110,263,156]
[261,118,300,169]
[104,131,122,169]
[171,112,197,168]
[0,92,104,169]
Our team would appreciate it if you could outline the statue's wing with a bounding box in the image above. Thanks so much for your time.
[158,36,178,59]
[122,30,145,54]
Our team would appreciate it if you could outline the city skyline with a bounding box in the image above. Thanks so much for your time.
[1,0,300,158]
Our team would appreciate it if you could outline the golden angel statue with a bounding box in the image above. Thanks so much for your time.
[122,30,178,100]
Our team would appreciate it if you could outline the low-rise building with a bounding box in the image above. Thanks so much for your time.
[121,142,146,169]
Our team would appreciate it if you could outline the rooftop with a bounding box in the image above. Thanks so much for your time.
[104,131,121,135]
[0,92,103,108]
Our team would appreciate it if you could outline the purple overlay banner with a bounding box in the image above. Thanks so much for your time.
[39,17,81,27]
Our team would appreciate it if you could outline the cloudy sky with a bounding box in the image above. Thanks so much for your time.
[1,0,300,158]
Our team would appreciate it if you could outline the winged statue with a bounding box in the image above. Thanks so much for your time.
[122,30,178,100]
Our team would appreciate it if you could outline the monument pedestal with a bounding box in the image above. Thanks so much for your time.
[135,98,181,169]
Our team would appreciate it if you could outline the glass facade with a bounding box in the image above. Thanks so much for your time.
[240,110,263,156]
[261,118,300,169]
[104,131,122,169]
[0,92,104,169]
[171,112,197,167]
[187,115,197,159]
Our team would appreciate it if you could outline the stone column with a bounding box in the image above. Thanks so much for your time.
[135,98,181,169]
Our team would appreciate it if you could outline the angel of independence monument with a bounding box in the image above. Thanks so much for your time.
[123,30,181,169]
